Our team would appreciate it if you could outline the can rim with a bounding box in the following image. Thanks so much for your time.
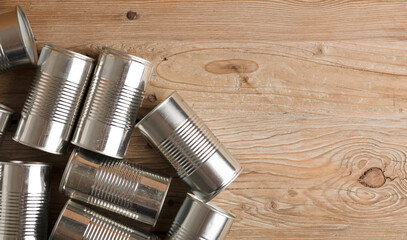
[152,175,172,227]
[204,164,243,201]
[49,200,72,239]
[44,43,95,63]
[102,47,152,66]
[135,91,180,128]
[0,160,51,167]
[16,6,38,65]
[0,104,14,114]
[187,193,236,219]
[59,147,78,194]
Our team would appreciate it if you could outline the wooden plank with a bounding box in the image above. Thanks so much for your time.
[2,1,407,42]
[1,0,407,239]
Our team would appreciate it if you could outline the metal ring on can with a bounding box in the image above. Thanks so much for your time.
[60,147,172,226]
[0,5,37,72]
[136,91,242,201]
[13,44,95,154]
[167,193,235,240]
[0,161,51,239]
[50,200,159,240]
[72,47,153,159]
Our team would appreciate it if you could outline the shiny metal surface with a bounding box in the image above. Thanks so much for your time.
[166,193,235,240]
[13,44,94,155]
[0,104,13,144]
[0,161,51,240]
[72,47,152,159]
[136,91,242,202]
[60,147,171,226]
[49,200,159,240]
[0,5,37,72]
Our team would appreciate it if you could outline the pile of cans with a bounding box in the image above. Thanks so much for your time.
[0,5,242,240]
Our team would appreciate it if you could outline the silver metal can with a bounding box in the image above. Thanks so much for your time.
[136,92,242,201]
[0,5,37,72]
[167,193,235,240]
[49,200,159,240]
[72,47,152,159]
[13,44,94,155]
[0,104,13,144]
[0,161,51,240]
[60,147,172,226]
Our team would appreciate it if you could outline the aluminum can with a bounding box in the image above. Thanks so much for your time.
[137,92,242,201]
[13,44,94,154]
[60,147,171,226]
[72,47,152,159]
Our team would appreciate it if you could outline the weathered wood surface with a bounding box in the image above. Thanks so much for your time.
[1,0,407,239]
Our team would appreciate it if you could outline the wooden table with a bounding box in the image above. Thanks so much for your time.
[2,0,407,239]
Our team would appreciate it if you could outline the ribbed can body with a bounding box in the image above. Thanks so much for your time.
[0,161,51,240]
[50,200,159,240]
[72,47,153,159]
[60,147,171,226]
[0,104,13,144]
[166,193,235,240]
[13,44,94,154]
[136,92,242,201]
[0,6,37,71]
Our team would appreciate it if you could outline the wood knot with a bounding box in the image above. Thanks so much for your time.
[147,94,157,103]
[205,59,258,75]
[359,167,386,188]
[126,11,138,20]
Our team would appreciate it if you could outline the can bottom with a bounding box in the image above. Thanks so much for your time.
[13,113,70,155]
[183,149,243,202]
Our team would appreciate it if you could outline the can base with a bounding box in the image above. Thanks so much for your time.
[183,148,243,202]
[13,113,70,155]
[72,119,132,159]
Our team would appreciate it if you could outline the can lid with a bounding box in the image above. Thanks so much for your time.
[0,160,51,167]
[102,47,152,66]
[16,5,38,65]
[44,43,95,63]
[187,193,236,219]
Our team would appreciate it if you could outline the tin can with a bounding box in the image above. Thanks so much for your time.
[0,104,13,144]
[50,200,159,240]
[72,47,152,159]
[60,147,171,226]
[13,44,94,154]
[136,92,242,201]
[0,6,37,72]
[167,193,235,240]
[0,161,51,240]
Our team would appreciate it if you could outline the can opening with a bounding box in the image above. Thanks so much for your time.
[16,6,37,64]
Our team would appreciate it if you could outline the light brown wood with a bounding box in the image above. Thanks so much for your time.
[1,0,407,239]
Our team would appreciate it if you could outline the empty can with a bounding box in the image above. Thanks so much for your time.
[50,200,159,240]
[0,5,37,72]
[0,104,13,144]
[167,193,235,240]
[13,44,94,154]
[0,161,51,240]
[60,147,171,226]
[136,92,242,201]
[72,47,152,159]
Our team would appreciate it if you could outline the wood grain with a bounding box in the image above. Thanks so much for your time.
[1,0,407,239]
